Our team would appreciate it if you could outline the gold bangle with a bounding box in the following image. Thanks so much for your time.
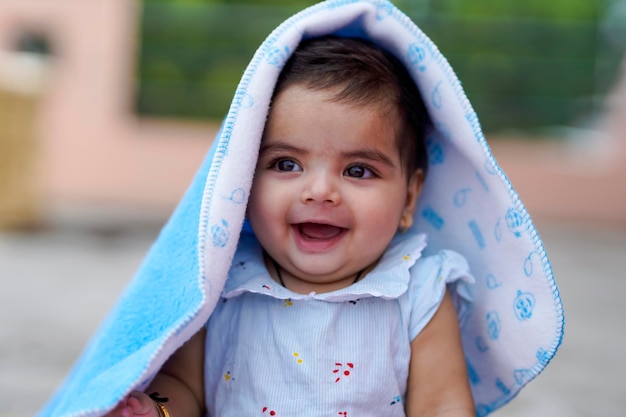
[153,400,171,417]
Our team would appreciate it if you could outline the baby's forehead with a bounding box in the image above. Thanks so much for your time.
[274,82,401,116]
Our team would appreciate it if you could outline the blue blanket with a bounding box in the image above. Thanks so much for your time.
[38,1,564,416]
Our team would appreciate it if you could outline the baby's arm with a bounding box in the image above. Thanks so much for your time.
[106,328,206,417]
[405,291,475,417]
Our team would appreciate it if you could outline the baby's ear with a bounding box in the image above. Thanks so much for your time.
[399,169,424,231]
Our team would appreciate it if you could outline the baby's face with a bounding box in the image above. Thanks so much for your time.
[248,84,421,294]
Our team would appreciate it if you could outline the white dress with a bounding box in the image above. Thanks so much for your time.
[204,232,474,417]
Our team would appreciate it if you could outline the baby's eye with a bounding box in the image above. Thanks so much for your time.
[272,158,302,172]
[344,165,376,179]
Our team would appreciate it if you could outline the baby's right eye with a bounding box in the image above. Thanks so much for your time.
[272,158,302,172]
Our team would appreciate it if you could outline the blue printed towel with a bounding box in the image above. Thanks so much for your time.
[38,1,564,416]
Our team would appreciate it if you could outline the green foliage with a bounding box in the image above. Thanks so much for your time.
[395,0,601,20]
[136,2,308,118]
[414,13,608,130]
[135,0,620,132]
[142,0,314,6]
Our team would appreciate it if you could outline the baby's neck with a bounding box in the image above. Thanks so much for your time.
[265,254,371,295]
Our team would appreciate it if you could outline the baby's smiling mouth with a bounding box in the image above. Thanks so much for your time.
[297,222,347,240]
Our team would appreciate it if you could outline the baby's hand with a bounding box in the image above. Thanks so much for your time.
[106,391,159,417]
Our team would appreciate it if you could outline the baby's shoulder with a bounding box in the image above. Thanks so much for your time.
[415,248,470,270]
[409,248,473,288]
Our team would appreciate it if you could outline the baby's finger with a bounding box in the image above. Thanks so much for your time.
[126,391,158,416]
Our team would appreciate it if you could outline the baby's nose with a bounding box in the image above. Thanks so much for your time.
[301,174,341,205]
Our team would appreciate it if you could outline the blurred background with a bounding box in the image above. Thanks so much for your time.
[1,0,625,416]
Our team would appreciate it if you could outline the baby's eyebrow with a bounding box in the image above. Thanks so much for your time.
[342,149,396,168]
[259,141,306,156]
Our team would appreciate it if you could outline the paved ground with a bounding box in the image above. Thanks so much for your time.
[1,221,625,417]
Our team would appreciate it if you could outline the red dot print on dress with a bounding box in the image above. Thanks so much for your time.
[332,362,354,383]
[262,407,276,416]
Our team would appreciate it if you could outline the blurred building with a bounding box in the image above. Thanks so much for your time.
[0,0,623,230]
[0,0,216,230]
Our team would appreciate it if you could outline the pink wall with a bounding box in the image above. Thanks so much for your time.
[0,0,216,224]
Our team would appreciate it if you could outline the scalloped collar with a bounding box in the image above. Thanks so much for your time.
[223,231,427,302]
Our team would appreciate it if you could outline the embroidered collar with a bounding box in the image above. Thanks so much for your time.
[223,232,427,302]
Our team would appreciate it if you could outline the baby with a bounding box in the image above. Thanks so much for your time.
[109,35,475,417]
